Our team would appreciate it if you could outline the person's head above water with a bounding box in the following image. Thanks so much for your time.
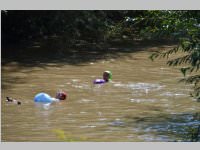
[103,71,112,82]
[56,91,67,100]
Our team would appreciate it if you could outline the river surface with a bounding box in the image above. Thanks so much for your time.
[2,44,200,142]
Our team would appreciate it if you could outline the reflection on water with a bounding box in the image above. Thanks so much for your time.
[108,118,125,127]
[123,113,200,142]
[2,46,200,142]
[34,103,52,110]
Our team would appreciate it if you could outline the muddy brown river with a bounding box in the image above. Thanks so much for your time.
[2,43,200,142]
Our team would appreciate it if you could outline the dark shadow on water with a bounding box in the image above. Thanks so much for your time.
[2,39,177,67]
[1,39,176,90]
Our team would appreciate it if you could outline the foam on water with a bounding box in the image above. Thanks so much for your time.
[78,99,96,103]
[114,82,164,92]
[129,98,157,103]
[159,92,187,97]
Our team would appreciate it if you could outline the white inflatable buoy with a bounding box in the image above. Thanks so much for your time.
[34,93,53,103]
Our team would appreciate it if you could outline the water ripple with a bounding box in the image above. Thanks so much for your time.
[129,98,156,103]
[114,82,164,92]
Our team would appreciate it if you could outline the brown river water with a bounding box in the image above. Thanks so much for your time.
[2,42,200,142]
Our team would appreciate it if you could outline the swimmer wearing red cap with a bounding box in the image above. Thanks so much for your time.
[6,91,68,104]
[55,91,67,100]
[34,90,68,103]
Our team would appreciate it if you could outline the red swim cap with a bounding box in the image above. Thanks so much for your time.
[56,91,67,100]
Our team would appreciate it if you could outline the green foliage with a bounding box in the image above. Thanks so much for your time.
[143,11,200,101]
[1,10,144,47]
[134,11,200,40]
[2,10,108,46]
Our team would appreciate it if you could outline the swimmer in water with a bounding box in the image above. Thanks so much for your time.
[103,71,112,82]
[93,70,112,84]
[6,97,22,105]
[34,91,67,103]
